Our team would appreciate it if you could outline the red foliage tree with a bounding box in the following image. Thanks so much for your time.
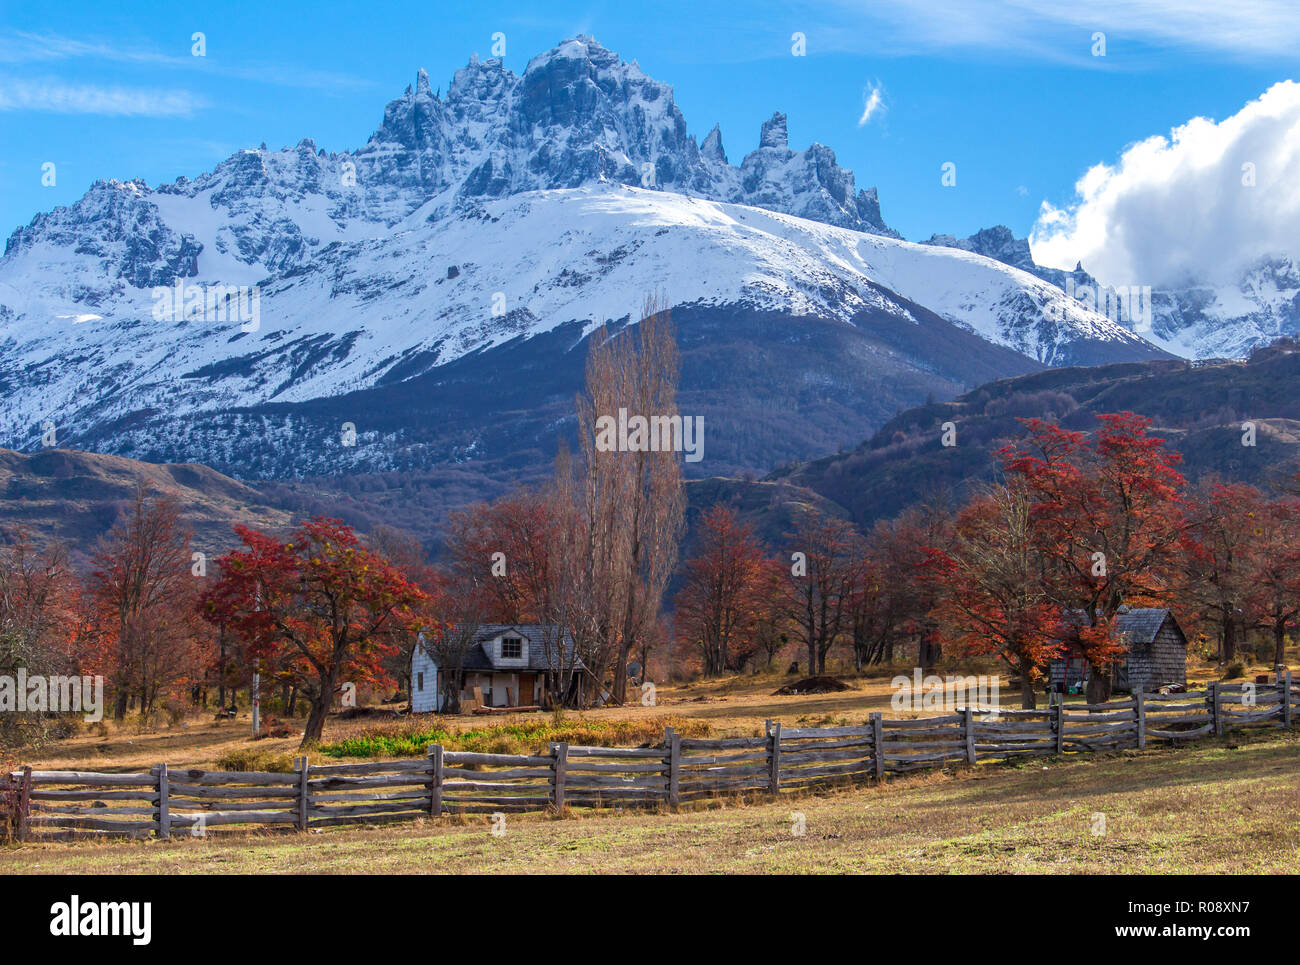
[202,518,430,744]
[674,505,777,675]
[1248,496,1300,669]
[929,483,1062,707]
[1002,412,1187,701]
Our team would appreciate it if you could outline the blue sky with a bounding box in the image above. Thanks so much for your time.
[2,0,1298,254]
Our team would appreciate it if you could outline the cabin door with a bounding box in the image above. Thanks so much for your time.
[518,673,536,706]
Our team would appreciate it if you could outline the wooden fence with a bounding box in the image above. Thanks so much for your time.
[8,676,1295,841]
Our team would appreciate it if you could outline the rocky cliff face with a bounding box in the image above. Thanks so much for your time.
[0,36,1166,482]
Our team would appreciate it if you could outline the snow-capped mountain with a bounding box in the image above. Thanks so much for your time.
[926,228,1300,360]
[0,36,1165,481]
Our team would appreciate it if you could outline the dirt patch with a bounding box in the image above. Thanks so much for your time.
[773,676,851,696]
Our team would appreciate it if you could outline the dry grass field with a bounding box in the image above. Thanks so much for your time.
[3,651,1292,874]
[10,652,1245,772]
[4,728,1296,874]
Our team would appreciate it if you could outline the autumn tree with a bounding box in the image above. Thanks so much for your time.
[0,528,84,746]
[91,486,202,721]
[1180,481,1266,662]
[202,518,430,744]
[446,491,555,624]
[930,483,1061,707]
[674,505,775,675]
[1248,496,1300,669]
[1002,413,1186,702]
[775,512,861,676]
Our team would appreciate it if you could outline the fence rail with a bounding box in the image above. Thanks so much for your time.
[8,674,1295,841]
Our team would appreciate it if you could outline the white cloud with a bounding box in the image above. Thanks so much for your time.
[814,0,1300,59]
[1029,81,1300,288]
[0,31,372,90]
[857,85,883,126]
[0,79,202,116]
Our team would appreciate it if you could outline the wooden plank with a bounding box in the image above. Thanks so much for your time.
[779,725,875,739]
[963,708,975,764]
[1213,682,1224,737]
[155,764,169,841]
[677,737,768,750]
[1285,671,1293,730]
[871,713,884,782]
[307,774,431,790]
[27,816,155,832]
[564,746,664,758]
[551,742,568,812]
[307,760,429,775]
[429,744,443,818]
[167,811,297,827]
[17,767,32,843]
[16,771,156,787]
[1135,692,1146,750]
[441,752,552,767]
[667,727,680,809]
[295,756,309,831]
[165,770,298,787]
[766,720,781,794]
[561,761,664,774]
[30,790,156,802]
[167,784,298,799]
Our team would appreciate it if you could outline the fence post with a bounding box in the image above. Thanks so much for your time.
[295,756,309,831]
[1282,671,1293,730]
[550,741,568,814]
[870,713,884,782]
[1211,682,1224,737]
[766,720,781,794]
[428,744,443,818]
[664,727,680,809]
[17,766,32,843]
[155,763,170,840]
[1135,691,1146,750]
[1054,702,1065,755]
[963,707,976,765]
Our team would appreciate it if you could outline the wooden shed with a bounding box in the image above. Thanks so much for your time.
[1050,607,1188,694]
[411,624,586,713]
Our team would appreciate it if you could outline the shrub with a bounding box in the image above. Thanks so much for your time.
[1224,661,1246,680]
[315,715,713,759]
[215,748,297,772]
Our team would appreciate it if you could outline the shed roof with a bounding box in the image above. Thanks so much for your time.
[1059,608,1185,648]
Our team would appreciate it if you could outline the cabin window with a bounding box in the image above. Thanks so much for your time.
[417,672,424,692]
[502,637,523,659]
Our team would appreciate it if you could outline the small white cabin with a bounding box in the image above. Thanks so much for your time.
[411,624,585,713]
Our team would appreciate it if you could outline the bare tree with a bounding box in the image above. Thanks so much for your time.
[571,293,686,703]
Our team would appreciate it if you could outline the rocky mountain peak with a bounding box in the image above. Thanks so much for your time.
[759,112,790,150]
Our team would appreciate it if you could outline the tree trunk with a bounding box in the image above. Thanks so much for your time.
[1085,662,1112,703]
[806,641,817,678]
[301,670,337,745]
[1274,618,1287,670]
[1021,677,1037,710]
[1221,616,1237,662]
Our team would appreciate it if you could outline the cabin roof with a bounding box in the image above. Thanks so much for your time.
[416,624,584,672]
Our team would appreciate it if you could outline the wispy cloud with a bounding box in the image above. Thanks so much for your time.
[0,78,202,116]
[0,31,374,90]
[857,85,884,126]
[810,0,1300,60]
